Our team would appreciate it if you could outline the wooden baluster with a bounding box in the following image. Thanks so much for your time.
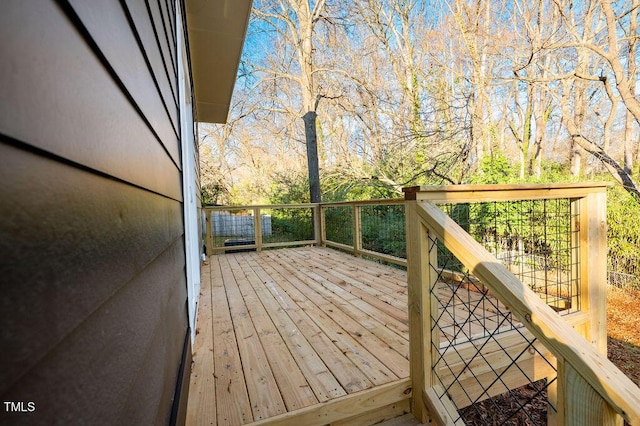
[405,200,434,423]
[353,204,362,257]
[205,208,213,256]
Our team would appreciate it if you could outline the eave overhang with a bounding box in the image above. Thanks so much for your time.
[185,0,252,123]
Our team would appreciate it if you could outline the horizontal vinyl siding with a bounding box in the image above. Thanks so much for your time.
[147,0,179,111]
[0,0,181,201]
[68,0,181,167]
[0,0,188,424]
[0,142,184,392]
[123,0,180,132]
[1,214,186,423]
[159,0,178,72]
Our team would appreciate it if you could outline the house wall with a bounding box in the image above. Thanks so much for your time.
[0,0,191,423]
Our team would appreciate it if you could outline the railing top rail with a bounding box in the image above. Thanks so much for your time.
[320,198,404,208]
[204,203,319,211]
[404,182,610,202]
[204,199,405,211]
[415,201,640,424]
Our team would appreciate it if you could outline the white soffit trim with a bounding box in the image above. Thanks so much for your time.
[185,0,252,123]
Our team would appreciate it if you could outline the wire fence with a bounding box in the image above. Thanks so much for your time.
[361,204,406,259]
[210,208,255,249]
[428,230,558,425]
[208,206,315,251]
[423,197,582,424]
[260,207,313,244]
[323,205,353,246]
[438,199,580,314]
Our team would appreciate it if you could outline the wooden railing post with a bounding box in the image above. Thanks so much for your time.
[558,188,616,425]
[319,204,326,247]
[560,361,621,426]
[353,204,362,257]
[405,200,434,424]
[205,208,213,256]
[578,190,608,355]
[314,204,322,246]
[253,207,262,252]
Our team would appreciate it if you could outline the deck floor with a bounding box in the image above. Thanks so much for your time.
[186,246,413,425]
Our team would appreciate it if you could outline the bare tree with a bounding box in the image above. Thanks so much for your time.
[622,0,639,174]
[511,0,640,200]
[253,0,329,202]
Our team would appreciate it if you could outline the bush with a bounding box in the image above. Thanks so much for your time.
[607,184,640,276]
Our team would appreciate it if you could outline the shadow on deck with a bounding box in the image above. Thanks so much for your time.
[186,246,416,426]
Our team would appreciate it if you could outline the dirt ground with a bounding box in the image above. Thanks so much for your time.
[607,287,640,387]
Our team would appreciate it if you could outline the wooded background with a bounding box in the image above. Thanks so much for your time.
[199,0,640,282]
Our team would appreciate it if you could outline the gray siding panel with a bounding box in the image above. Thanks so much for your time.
[158,0,178,70]
[123,0,179,132]
[0,142,184,395]
[1,236,187,425]
[147,0,178,106]
[165,0,177,47]
[0,0,189,424]
[0,0,181,200]
[68,0,181,167]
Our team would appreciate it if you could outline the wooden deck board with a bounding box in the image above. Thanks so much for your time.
[260,250,409,385]
[227,254,319,412]
[251,254,375,393]
[187,247,412,425]
[263,250,409,377]
[186,246,543,425]
[221,255,287,420]
[283,249,407,312]
[259,255,401,384]
[239,254,346,403]
[211,258,253,425]
[186,259,216,425]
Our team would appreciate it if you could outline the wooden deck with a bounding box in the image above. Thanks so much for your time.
[186,246,414,426]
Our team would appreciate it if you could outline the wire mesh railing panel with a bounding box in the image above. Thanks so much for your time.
[438,199,580,314]
[260,207,314,245]
[210,208,255,249]
[360,204,406,259]
[323,205,354,247]
[427,232,558,425]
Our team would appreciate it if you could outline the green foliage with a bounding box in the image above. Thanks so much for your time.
[471,151,515,184]
[267,170,311,204]
[360,205,406,258]
[255,150,639,282]
[322,173,399,202]
[607,184,640,276]
[323,206,353,245]
[266,208,313,243]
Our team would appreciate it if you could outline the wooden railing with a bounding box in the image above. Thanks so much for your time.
[203,204,320,254]
[203,184,640,424]
[203,200,406,266]
[319,199,406,266]
[404,184,640,425]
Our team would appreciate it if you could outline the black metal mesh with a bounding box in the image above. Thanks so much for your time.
[438,199,579,314]
[360,204,406,259]
[260,207,313,244]
[427,217,560,425]
[323,205,354,246]
[210,208,255,249]
[210,207,314,249]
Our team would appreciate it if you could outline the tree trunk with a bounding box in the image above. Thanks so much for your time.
[623,0,637,174]
[303,111,322,203]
